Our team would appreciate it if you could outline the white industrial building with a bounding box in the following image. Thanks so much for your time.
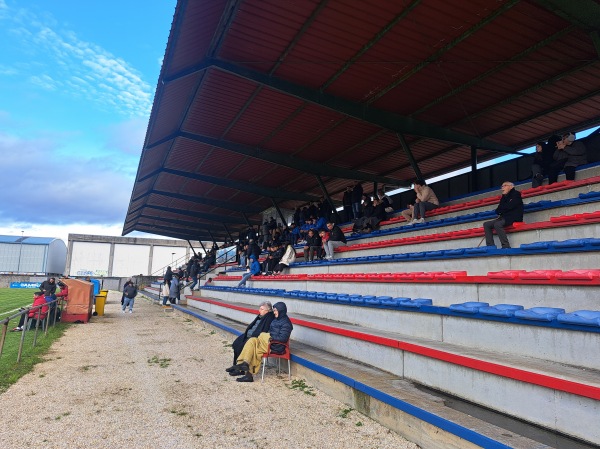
[0,235,67,275]
[66,234,204,278]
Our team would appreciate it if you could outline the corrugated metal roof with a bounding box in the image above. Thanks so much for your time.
[124,0,600,242]
[0,235,57,244]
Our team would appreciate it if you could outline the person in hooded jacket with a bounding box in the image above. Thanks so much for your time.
[234,302,293,382]
[164,266,173,288]
[11,291,49,331]
[237,255,261,287]
[226,301,275,376]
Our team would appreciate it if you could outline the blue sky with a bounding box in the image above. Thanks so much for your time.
[0,0,175,242]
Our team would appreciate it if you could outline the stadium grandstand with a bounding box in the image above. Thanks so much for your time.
[124,1,600,448]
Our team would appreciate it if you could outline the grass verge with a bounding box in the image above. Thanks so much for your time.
[1,288,71,394]
[0,322,70,394]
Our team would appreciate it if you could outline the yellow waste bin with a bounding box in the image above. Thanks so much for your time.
[95,294,107,316]
[100,289,109,295]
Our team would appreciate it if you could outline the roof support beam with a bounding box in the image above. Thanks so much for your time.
[142,204,248,225]
[132,189,262,214]
[176,131,403,186]
[271,198,288,229]
[396,133,423,181]
[533,0,600,31]
[139,167,319,202]
[136,214,239,234]
[316,175,341,223]
[205,57,515,153]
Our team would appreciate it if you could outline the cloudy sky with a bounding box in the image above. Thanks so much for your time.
[0,0,176,243]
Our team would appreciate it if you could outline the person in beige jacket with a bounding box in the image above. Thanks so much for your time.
[413,180,439,223]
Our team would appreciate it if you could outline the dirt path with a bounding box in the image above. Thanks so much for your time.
[0,292,418,449]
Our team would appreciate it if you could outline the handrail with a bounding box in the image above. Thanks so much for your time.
[0,297,65,362]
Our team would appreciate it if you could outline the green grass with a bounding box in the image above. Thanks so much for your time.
[0,288,71,393]
[0,287,36,317]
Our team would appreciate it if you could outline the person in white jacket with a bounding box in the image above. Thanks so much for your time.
[272,243,296,275]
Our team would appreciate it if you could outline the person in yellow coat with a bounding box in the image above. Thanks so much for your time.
[234,302,293,383]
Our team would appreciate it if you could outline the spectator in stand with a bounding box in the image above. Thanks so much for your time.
[319,229,329,259]
[226,301,275,376]
[293,207,301,227]
[548,132,587,184]
[304,229,322,261]
[483,181,524,249]
[204,277,213,286]
[188,258,200,291]
[319,197,332,222]
[323,222,346,260]
[412,180,439,223]
[11,291,48,331]
[163,273,179,306]
[378,189,394,213]
[400,202,414,224]
[246,239,261,263]
[237,255,261,287]
[231,302,293,383]
[164,266,173,288]
[352,181,363,219]
[262,243,283,275]
[531,136,559,187]
[353,198,387,233]
[238,244,248,268]
[273,243,296,275]
[342,186,353,221]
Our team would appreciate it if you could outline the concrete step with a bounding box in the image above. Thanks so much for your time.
[175,298,599,449]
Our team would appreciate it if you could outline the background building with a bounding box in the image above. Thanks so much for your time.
[66,234,204,278]
[0,235,67,275]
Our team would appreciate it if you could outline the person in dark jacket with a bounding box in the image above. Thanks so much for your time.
[226,301,275,376]
[547,132,587,184]
[39,277,57,299]
[323,222,347,260]
[531,137,558,187]
[342,186,353,221]
[483,181,524,249]
[351,182,363,219]
[164,266,173,288]
[234,301,293,382]
[122,281,138,313]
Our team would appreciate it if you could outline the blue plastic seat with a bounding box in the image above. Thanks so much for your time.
[393,253,408,260]
[464,247,491,254]
[326,293,338,302]
[316,292,327,300]
[408,252,425,258]
[337,295,350,303]
[579,191,600,199]
[425,250,444,258]
[398,298,432,308]
[380,254,394,261]
[349,294,364,304]
[479,304,524,317]
[364,295,380,305]
[514,307,565,322]
[376,296,393,305]
[551,239,586,249]
[556,310,600,327]
[444,248,465,256]
[520,241,553,250]
[449,301,490,314]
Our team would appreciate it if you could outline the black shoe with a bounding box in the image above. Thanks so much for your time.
[225,366,237,373]
[236,373,253,382]
[228,369,245,376]
[235,361,250,372]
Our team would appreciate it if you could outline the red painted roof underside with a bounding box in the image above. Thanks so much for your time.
[124,0,600,241]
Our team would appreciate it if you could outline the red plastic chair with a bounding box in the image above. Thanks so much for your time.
[261,340,291,383]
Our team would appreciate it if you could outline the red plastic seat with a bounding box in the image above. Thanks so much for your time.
[261,340,291,382]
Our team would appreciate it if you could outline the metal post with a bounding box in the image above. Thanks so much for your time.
[17,312,30,363]
[270,198,289,229]
[471,145,478,192]
[17,231,24,273]
[0,320,8,357]
[396,133,423,181]
[315,175,341,223]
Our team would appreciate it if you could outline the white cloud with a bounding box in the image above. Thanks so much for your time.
[2,6,152,117]
[0,130,136,229]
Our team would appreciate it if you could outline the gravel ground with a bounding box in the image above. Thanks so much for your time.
[0,292,419,449]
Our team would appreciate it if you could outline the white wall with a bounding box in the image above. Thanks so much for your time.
[70,242,110,276]
[151,245,189,275]
[112,244,151,277]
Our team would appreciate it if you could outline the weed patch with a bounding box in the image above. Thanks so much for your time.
[289,378,316,396]
[148,355,171,368]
